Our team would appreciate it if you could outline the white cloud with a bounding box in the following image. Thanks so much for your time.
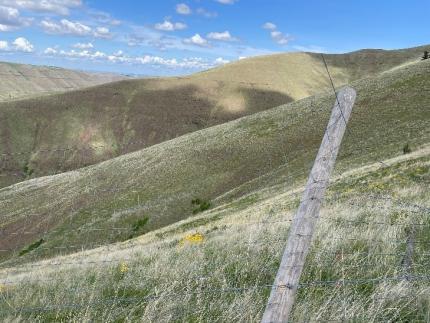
[13,37,34,52]
[176,3,191,15]
[58,48,106,60]
[44,47,57,54]
[262,22,276,30]
[0,37,34,52]
[214,57,230,65]
[215,0,237,4]
[0,40,9,50]
[0,0,82,15]
[41,19,91,36]
[183,33,209,47]
[207,31,237,42]
[270,30,293,45]
[136,55,228,69]
[154,20,187,31]
[73,42,93,49]
[0,5,32,31]
[42,46,230,71]
[92,51,106,58]
[41,19,112,38]
[262,22,293,46]
[107,50,129,63]
[94,26,112,39]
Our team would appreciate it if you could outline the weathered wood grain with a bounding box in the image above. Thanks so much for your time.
[261,86,357,323]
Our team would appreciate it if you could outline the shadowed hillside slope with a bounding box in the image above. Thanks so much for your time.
[0,61,128,101]
[0,58,429,265]
[0,45,426,188]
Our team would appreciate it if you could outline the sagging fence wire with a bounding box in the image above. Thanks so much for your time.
[1,191,428,244]
[2,220,430,257]
[2,275,430,316]
[1,192,429,319]
[0,193,428,268]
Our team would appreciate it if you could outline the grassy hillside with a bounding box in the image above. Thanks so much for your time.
[0,58,429,266]
[0,45,426,188]
[0,140,429,321]
[0,61,127,102]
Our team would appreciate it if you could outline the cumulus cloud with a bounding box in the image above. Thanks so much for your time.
[44,47,57,54]
[94,26,112,39]
[41,19,91,36]
[176,3,191,15]
[41,19,112,38]
[73,42,93,49]
[56,48,106,60]
[154,20,187,31]
[270,30,293,45]
[42,46,230,70]
[137,55,229,69]
[207,31,237,42]
[0,5,32,31]
[0,0,82,16]
[183,33,209,47]
[262,22,276,30]
[262,22,293,46]
[12,37,34,52]
[0,37,34,52]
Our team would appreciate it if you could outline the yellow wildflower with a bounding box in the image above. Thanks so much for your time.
[119,262,129,274]
[179,232,204,246]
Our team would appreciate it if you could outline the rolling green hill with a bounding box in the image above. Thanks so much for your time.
[0,57,429,267]
[0,45,426,189]
[0,57,429,321]
[0,61,128,102]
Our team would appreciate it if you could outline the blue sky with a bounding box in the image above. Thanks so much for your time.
[0,0,428,76]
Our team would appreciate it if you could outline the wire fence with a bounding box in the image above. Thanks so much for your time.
[0,58,429,321]
[1,189,429,318]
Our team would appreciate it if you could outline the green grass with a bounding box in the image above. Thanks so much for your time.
[0,61,126,102]
[0,59,429,266]
[0,49,429,323]
[0,150,429,322]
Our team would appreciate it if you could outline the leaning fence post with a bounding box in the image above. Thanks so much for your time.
[261,86,357,323]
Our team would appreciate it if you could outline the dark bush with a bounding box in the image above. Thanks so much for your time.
[19,238,45,256]
[127,216,149,240]
[192,198,212,214]
[403,143,412,154]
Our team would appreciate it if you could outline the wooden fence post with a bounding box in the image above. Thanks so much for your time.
[261,86,357,323]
